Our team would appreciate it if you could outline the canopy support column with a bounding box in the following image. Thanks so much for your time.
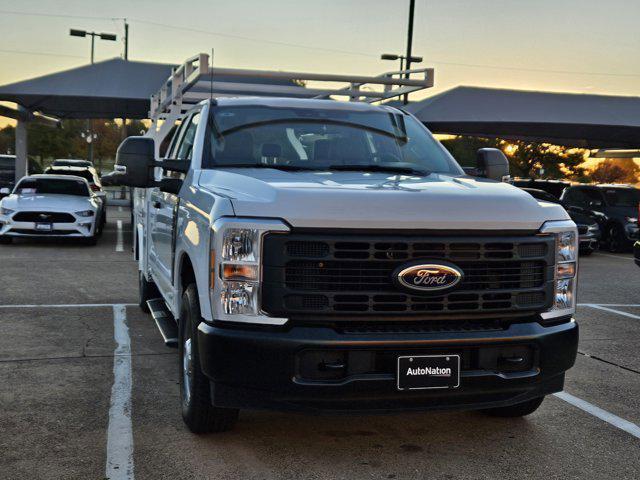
[14,119,28,182]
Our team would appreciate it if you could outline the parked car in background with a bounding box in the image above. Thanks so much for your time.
[0,155,15,197]
[561,184,639,252]
[52,158,94,169]
[512,178,571,199]
[0,174,104,244]
[44,165,106,212]
[521,188,600,255]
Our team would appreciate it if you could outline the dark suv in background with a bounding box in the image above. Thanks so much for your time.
[520,188,600,255]
[561,184,639,252]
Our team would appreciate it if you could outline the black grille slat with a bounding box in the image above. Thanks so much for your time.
[262,233,554,318]
[13,211,75,223]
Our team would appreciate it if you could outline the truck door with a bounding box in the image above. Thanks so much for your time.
[148,111,201,297]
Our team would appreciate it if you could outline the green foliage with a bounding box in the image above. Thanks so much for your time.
[0,119,148,173]
[441,135,586,179]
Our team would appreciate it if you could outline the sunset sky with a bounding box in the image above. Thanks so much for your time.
[1,0,639,128]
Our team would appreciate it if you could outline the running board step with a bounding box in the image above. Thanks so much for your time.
[147,298,179,348]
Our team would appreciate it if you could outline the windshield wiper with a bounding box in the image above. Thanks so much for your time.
[327,164,430,176]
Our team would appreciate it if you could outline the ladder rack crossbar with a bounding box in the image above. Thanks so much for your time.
[149,53,434,119]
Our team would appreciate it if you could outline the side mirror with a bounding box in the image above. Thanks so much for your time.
[113,136,156,188]
[476,148,510,182]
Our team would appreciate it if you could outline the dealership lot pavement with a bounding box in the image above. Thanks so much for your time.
[1,206,639,479]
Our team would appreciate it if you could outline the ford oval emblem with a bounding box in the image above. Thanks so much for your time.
[394,261,463,293]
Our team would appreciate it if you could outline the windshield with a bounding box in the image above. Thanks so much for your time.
[15,178,90,197]
[204,106,462,175]
[603,188,640,207]
[45,168,96,184]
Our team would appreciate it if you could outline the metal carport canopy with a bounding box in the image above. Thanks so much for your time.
[0,58,175,119]
[405,86,640,149]
[0,57,303,119]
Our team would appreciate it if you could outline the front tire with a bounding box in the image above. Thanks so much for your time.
[481,396,544,417]
[179,284,239,433]
[0,235,12,244]
[138,270,159,313]
[607,224,627,253]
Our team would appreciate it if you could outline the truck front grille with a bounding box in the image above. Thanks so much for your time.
[12,211,75,223]
[262,232,555,319]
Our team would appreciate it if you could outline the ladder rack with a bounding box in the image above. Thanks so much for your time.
[149,53,434,120]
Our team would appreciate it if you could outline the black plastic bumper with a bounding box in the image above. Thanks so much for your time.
[197,319,578,413]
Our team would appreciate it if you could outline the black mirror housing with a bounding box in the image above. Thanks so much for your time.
[476,148,511,182]
[113,136,156,188]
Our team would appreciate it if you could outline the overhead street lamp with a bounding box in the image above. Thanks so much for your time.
[380,53,423,73]
[69,28,117,169]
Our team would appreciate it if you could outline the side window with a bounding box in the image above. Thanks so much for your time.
[159,120,183,158]
[564,188,587,207]
[582,188,604,207]
[175,112,201,161]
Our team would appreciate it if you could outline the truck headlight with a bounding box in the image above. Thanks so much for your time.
[540,220,578,321]
[210,218,289,325]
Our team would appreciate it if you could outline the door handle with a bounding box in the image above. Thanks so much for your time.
[152,201,162,209]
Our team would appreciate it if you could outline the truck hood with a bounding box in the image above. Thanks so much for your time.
[198,169,570,230]
[1,193,94,212]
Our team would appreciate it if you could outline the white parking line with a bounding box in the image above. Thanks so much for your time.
[579,303,640,308]
[581,304,640,320]
[106,304,135,480]
[554,391,640,440]
[0,303,137,308]
[592,252,633,260]
[116,220,124,252]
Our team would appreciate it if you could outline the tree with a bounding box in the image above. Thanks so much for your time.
[440,135,586,179]
[590,159,640,184]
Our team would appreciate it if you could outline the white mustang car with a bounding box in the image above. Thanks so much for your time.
[0,174,104,245]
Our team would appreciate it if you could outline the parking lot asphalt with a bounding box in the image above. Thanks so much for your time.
[1,206,639,480]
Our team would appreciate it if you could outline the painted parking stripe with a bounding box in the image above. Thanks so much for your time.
[106,304,135,480]
[581,304,640,320]
[592,252,633,260]
[579,303,640,308]
[116,220,124,252]
[554,391,640,440]
[0,303,137,308]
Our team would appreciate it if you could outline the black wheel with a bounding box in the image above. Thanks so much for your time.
[0,236,12,244]
[579,247,593,256]
[138,270,159,313]
[179,284,239,433]
[96,216,104,237]
[607,224,626,253]
[481,396,544,417]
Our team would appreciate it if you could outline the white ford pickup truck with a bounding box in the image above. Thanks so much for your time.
[108,58,578,433]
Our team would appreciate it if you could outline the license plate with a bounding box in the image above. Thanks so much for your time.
[35,222,52,231]
[397,354,460,391]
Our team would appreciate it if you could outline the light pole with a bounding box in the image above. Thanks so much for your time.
[380,53,423,73]
[69,29,117,170]
[380,53,423,103]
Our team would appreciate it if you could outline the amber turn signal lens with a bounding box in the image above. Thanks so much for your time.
[222,263,258,281]
[556,262,576,279]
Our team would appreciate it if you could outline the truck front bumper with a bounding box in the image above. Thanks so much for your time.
[198,319,578,413]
